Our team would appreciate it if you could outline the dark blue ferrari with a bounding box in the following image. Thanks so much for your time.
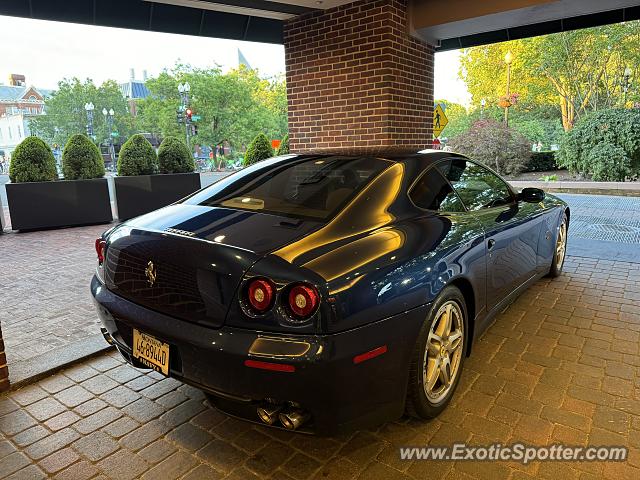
[91,151,569,435]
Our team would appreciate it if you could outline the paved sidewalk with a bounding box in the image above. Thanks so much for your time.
[1,255,639,479]
[0,225,110,385]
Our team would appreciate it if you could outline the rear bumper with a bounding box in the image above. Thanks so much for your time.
[91,275,428,435]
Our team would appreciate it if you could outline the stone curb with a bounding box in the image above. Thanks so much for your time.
[8,334,114,390]
[509,180,640,196]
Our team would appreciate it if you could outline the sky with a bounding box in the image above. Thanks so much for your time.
[0,15,470,106]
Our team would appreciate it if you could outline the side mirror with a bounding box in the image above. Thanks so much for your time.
[518,187,545,203]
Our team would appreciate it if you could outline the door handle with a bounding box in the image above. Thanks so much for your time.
[487,239,496,250]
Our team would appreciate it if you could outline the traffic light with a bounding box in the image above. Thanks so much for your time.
[176,113,183,124]
[192,125,198,136]
[186,109,192,122]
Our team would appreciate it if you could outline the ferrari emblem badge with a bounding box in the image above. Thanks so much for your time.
[145,261,157,287]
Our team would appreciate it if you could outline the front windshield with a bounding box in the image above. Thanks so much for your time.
[185,156,389,221]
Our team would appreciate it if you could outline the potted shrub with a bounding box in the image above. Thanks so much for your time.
[5,135,112,231]
[243,133,274,166]
[276,133,290,155]
[113,134,201,220]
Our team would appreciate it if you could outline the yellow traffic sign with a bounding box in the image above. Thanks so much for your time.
[433,104,448,138]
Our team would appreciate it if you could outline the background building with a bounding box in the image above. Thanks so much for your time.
[0,74,49,160]
[119,68,150,116]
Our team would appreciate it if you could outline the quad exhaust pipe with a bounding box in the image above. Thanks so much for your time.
[278,409,311,431]
[256,404,283,425]
[256,403,310,430]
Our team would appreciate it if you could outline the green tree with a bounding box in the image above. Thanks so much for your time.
[459,21,640,131]
[9,137,57,183]
[62,134,105,180]
[244,133,273,166]
[137,65,287,152]
[117,134,158,176]
[157,137,195,174]
[30,78,134,147]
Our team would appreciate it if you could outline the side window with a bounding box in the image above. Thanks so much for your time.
[409,167,465,212]
[437,159,514,211]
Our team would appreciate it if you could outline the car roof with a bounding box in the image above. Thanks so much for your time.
[293,150,466,165]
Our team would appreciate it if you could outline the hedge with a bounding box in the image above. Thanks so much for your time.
[524,151,557,172]
[62,134,105,180]
[557,108,640,181]
[244,133,273,166]
[117,134,158,176]
[157,137,195,174]
[8,136,57,183]
[276,133,290,155]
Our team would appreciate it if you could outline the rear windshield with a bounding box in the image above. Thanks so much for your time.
[188,156,389,221]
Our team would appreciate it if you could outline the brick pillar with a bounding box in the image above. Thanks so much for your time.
[0,323,9,392]
[284,0,434,153]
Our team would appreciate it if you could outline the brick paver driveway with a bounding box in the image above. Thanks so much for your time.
[0,225,108,378]
[1,255,639,479]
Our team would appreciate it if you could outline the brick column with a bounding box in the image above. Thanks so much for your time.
[0,323,9,392]
[284,0,434,153]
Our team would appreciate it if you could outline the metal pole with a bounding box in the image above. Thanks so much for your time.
[185,92,190,149]
[505,63,511,127]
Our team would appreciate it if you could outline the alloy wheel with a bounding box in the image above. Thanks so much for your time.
[422,301,464,404]
[556,221,567,269]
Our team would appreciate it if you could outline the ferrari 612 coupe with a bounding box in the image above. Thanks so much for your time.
[92,151,569,435]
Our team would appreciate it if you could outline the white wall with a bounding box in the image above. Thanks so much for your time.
[0,114,30,159]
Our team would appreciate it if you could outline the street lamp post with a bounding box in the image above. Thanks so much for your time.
[84,102,95,138]
[178,82,191,148]
[504,51,513,127]
[623,67,632,107]
[102,108,115,171]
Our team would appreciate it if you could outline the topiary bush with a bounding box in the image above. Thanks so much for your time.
[276,133,289,155]
[557,109,640,181]
[62,134,105,180]
[9,136,57,183]
[243,133,273,166]
[117,134,158,176]
[157,137,195,174]
[448,119,531,175]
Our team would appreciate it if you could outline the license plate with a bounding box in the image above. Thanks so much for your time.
[132,329,170,376]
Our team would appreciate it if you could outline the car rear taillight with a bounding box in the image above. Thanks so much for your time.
[247,278,276,313]
[288,284,319,319]
[95,238,106,264]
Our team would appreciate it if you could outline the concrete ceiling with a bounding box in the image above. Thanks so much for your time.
[410,0,640,50]
[0,0,638,48]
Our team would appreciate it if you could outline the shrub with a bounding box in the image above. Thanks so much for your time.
[117,134,158,176]
[9,136,57,183]
[62,134,105,180]
[448,119,531,175]
[243,133,273,166]
[276,133,289,155]
[557,109,640,181]
[157,137,195,174]
[586,143,631,181]
[525,151,557,172]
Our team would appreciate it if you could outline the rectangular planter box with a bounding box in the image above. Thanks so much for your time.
[0,184,6,233]
[114,172,201,221]
[6,178,113,231]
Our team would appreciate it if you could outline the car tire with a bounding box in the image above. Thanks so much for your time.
[548,212,568,278]
[406,285,467,419]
